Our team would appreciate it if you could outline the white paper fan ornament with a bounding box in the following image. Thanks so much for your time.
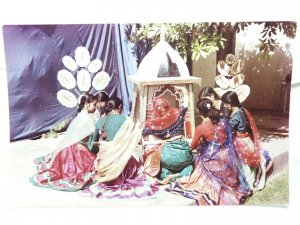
[88,59,102,73]
[57,46,111,109]
[77,69,91,92]
[215,75,230,89]
[230,59,244,75]
[92,71,110,90]
[217,60,230,76]
[57,90,78,108]
[62,56,78,71]
[57,69,76,89]
[75,46,90,67]
[229,73,245,88]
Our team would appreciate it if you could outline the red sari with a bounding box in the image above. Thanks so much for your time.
[29,143,96,191]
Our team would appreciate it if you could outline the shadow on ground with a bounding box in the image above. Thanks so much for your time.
[244,167,289,206]
[258,126,289,142]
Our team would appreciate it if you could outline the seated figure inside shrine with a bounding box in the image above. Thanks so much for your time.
[141,87,194,184]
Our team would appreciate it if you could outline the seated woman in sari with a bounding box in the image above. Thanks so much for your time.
[82,97,159,199]
[221,91,273,191]
[89,91,109,154]
[167,98,248,205]
[90,91,109,123]
[199,87,250,192]
[141,87,193,184]
[29,94,98,191]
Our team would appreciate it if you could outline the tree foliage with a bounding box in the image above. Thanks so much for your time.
[127,22,297,65]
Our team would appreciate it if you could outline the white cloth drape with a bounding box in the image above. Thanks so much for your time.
[94,117,142,182]
[50,110,95,165]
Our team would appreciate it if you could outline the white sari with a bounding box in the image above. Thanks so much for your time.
[50,110,95,165]
[94,117,142,182]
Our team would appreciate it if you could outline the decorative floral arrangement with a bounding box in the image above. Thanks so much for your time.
[206,103,211,109]
[42,47,111,139]
[41,117,71,138]
[57,46,110,108]
[215,54,245,89]
[214,54,250,103]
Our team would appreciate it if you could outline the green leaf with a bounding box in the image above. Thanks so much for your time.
[220,41,225,49]
[262,32,268,38]
[191,51,198,60]
[200,50,208,58]
[269,44,276,51]
[259,43,267,52]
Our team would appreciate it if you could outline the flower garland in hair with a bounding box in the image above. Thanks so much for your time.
[206,103,211,109]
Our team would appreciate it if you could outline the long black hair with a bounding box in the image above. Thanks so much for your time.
[104,96,123,115]
[221,91,242,108]
[94,91,109,102]
[196,98,221,124]
[78,94,97,112]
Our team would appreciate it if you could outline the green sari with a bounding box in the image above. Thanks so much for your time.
[88,114,126,153]
[160,138,193,180]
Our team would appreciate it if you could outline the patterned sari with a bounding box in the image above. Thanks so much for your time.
[166,118,248,205]
[30,143,96,191]
[231,108,269,191]
[142,107,194,183]
[29,110,96,191]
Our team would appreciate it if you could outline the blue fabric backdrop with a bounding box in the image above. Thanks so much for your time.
[2,24,137,141]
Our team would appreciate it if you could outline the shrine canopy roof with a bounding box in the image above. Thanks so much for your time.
[129,40,201,86]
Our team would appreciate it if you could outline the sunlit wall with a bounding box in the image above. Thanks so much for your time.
[235,23,295,111]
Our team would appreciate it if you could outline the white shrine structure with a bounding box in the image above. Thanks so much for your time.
[128,40,202,146]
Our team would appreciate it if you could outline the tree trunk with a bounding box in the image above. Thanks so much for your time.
[186,55,193,75]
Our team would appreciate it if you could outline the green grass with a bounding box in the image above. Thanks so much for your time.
[244,167,289,206]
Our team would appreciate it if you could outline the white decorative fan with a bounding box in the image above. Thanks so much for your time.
[88,59,102,73]
[62,56,78,71]
[230,59,244,75]
[56,46,111,109]
[57,90,78,108]
[217,60,230,76]
[92,71,110,90]
[229,73,245,88]
[57,69,76,89]
[75,46,91,67]
[215,75,230,89]
[77,69,91,92]
[214,53,249,102]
